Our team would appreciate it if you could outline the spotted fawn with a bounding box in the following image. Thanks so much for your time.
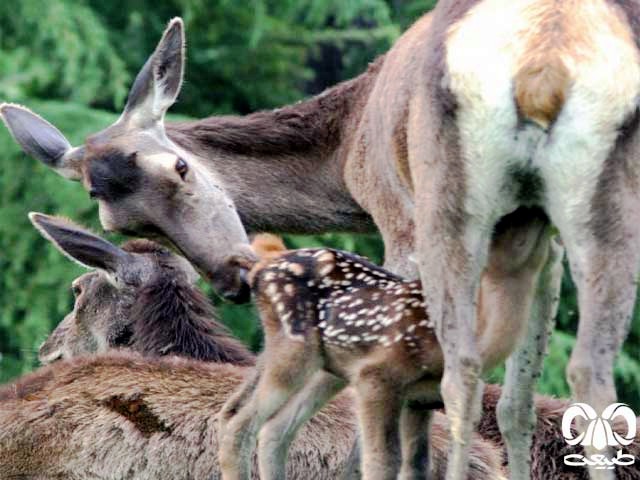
[218,235,454,480]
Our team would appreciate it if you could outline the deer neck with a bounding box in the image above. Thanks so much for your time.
[166,59,383,234]
[215,152,375,234]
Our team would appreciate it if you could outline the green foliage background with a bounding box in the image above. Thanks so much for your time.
[1,0,638,409]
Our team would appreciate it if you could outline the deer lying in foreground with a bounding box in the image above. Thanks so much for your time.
[218,227,561,480]
[0,213,505,480]
[0,352,357,480]
[3,358,636,480]
[1,13,567,478]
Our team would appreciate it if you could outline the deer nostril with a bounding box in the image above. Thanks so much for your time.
[226,279,252,304]
[89,188,98,199]
[239,268,249,285]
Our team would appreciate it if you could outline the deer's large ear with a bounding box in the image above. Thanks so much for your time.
[123,17,185,125]
[29,212,132,277]
[0,104,82,180]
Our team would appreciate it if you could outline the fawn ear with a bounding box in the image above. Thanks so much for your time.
[29,212,131,277]
[0,104,82,180]
[251,234,287,259]
[123,17,185,125]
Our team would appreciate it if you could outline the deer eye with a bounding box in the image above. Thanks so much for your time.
[72,284,82,297]
[175,158,188,180]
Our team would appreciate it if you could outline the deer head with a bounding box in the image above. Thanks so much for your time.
[30,212,200,363]
[1,18,254,302]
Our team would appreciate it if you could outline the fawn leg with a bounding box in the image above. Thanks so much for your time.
[354,369,404,480]
[218,357,263,428]
[218,340,320,480]
[257,371,347,479]
[398,401,435,480]
[497,234,563,480]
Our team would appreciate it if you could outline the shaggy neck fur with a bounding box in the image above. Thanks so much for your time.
[166,59,384,234]
[121,240,254,365]
[129,274,254,365]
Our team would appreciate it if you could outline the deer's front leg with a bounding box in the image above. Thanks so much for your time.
[218,358,263,428]
[496,234,564,480]
[218,339,320,480]
[257,371,347,480]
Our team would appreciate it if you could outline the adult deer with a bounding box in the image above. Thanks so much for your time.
[1,10,576,479]
[0,351,361,480]
[405,2,640,479]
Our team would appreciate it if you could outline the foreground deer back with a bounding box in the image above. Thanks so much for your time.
[3,355,635,480]
[31,213,253,366]
[0,351,512,480]
[0,352,353,480]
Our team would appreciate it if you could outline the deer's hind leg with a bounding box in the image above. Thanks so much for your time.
[218,333,322,480]
[556,221,639,480]
[413,183,495,480]
[539,98,640,479]
[407,68,536,480]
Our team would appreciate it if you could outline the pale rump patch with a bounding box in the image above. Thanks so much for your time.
[447,0,640,129]
[514,0,638,129]
[444,0,640,224]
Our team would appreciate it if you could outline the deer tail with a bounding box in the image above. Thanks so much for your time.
[514,54,571,130]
